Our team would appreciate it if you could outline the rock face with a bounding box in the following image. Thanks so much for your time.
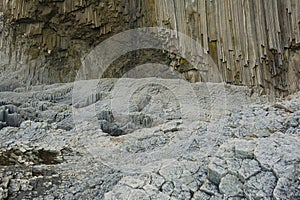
[0,0,156,90]
[0,0,300,95]
[0,1,300,199]
[155,0,300,96]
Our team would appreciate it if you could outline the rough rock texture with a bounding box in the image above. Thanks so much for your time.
[1,0,300,95]
[155,0,300,95]
[0,80,299,199]
[0,0,156,90]
[0,0,300,199]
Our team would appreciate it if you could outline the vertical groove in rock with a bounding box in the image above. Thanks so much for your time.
[155,0,300,95]
[0,0,299,95]
[0,0,157,90]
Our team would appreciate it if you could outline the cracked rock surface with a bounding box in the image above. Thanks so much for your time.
[0,80,299,199]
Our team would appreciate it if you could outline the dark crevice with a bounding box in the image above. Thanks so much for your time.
[0,148,63,166]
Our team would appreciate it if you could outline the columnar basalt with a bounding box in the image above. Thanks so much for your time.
[154,0,300,95]
[0,0,299,95]
[0,0,156,90]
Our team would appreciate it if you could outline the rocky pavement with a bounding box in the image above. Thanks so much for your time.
[0,80,299,199]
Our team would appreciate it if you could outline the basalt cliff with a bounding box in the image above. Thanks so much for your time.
[0,1,300,200]
[0,0,299,95]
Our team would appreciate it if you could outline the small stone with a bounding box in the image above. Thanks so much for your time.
[1,176,11,188]
[129,189,150,200]
[0,188,4,200]
[171,188,192,200]
[143,184,158,196]
[199,180,219,195]
[254,140,282,170]
[192,191,211,200]
[234,140,256,159]
[43,181,52,188]
[20,120,32,129]
[119,175,148,189]
[227,197,247,200]
[159,163,183,180]
[20,179,32,191]
[151,173,165,188]
[64,193,74,200]
[219,174,243,197]
[178,174,198,192]
[210,194,225,200]
[43,195,55,200]
[161,181,174,195]
[208,158,227,184]
[226,159,242,175]
[244,172,277,199]
[150,192,170,200]
[8,179,20,192]
[238,159,261,181]
[274,177,300,200]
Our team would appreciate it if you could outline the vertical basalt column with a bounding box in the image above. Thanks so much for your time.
[0,0,299,95]
[0,0,157,89]
[154,0,300,95]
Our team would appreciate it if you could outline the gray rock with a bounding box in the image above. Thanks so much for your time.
[285,117,299,128]
[20,179,32,191]
[151,173,165,188]
[273,177,300,200]
[208,157,227,184]
[6,113,20,127]
[0,187,8,199]
[209,194,225,200]
[1,176,11,188]
[126,135,169,153]
[171,188,192,200]
[119,175,149,189]
[0,82,299,199]
[161,181,174,195]
[199,180,219,195]
[142,184,158,196]
[0,188,3,200]
[0,108,5,121]
[150,192,170,200]
[238,159,261,181]
[130,189,150,200]
[219,174,243,197]
[243,172,277,199]
[159,163,183,180]
[192,191,211,200]
[56,116,74,131]
[8,179,21,193]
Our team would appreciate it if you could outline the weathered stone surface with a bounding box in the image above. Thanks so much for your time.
[169,0,300,94]
[159,163,183,181]
[0,81,299,199]
[0,0,156,90]
[234,140,256,159]
[207,158,227,184]
[273,177,300,200]
[160,181,174,195]
[192,191,211,200]
[199,180,219,196]
[243,172,277,199]
[238,159,261,181]
[219,174,243,197]
[119,174,149,189]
